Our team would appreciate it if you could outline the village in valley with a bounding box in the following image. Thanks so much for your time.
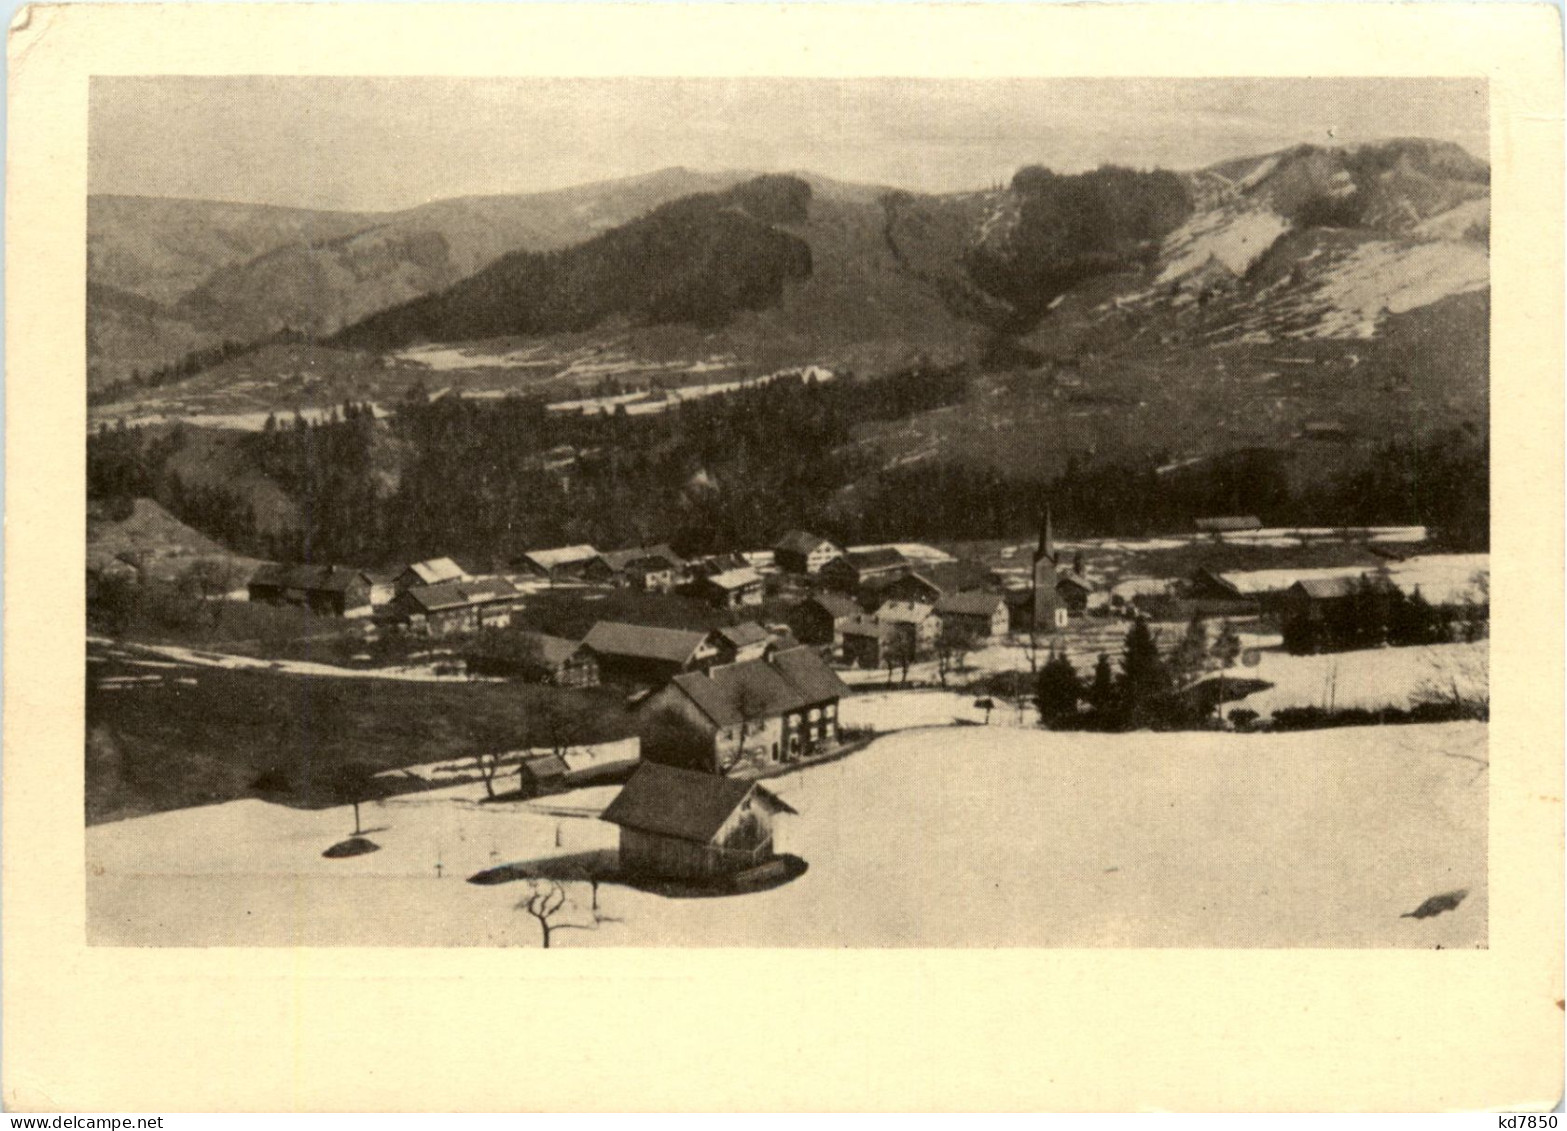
[87,492,1489,947]
[84,77,1491,949]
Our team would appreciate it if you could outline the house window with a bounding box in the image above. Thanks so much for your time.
[1055,608,1069,629]
[789,735,800,756]
[824,703,836,718]
[808,708,820,721]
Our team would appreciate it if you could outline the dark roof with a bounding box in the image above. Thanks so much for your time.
[520,753,570,778]
[519,632,591,668]
[918,560,999,595]
[768,645,850,704]
[249,562,370,594]
[1055,570,1095,594]
[583,621,712,664]
[601,544,684,572]
[934,592,1007,617]
[663,646,846,729]
[1195,515,1263,532]
[402,577,517,612]
[601,763,794,844]
[774,530,835,556]
[804,593,860,620]
[717,621,770,648]
[843,547,908,572]
[1191,566,1243,597]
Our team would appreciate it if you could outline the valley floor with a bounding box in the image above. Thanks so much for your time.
[87,718,1486,949]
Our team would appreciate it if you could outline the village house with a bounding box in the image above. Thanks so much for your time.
[582,621,724,687]
[688,566,764,610]
[466,631,600,686]
[1054,570,1095,614]
[639,646,849,775]
[505,736,642,797]
[514,544,605,584]
[772,530,843,576]
[389,577,519,637]
[859,570,943,608]
[819,547,909,592]
[598,545,685,593]
[247,563,377,618]
[687,552,751,579]
[840,616,896,668]
[934,591,1010,640]
[393,556,469,594]
[1187,567,1262,618]
[713,621,771,665]
[601,762,796,883]
[873,599,939,654]
[785,593,861,649]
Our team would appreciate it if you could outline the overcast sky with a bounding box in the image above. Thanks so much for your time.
[89,77,1487,213]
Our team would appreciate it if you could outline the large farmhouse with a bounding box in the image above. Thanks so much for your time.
[389,577,518,637]
[583,621,724,686]
[394,557,469,593]
[688,566,764,610]
[786,593,861,648]
[933,591,1010,640]
[819,547,909,592]
[639,646,848,775]
[514,545,605,584]
[772,530,843,576]
[602,763,796,882]
[599,545,685,593]
[248,563,377,618]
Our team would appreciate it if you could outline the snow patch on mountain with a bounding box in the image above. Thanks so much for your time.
[1156,206,1291,284]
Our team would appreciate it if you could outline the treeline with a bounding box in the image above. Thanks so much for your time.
[332,175,815,351]
[847,429,1489,549]
[965,164,1193,329]
[87,328,315,406]
[1281,577,1487,655]
[88,365,1487,569]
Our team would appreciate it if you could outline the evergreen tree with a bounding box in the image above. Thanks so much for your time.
[1119,617,1171,729]
[1035,653,1082,727]
[1086,652,1118,721]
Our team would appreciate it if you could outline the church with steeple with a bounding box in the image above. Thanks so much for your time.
[1030,507,1092,631]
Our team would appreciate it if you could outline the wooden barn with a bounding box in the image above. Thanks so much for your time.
[786,593,861,648]
[840,616,895,668]
[688,567,764,610]
[933,591,1010,640]
[390,577,518,637]
[819,547,909,592]
[514,545,606,584]
[247,563,376,618]
[582,621,723,687]
[713,621,771,664]
[393,557,469,594]
[598,545,685,593]
[772,530,843,576]
[602,763,797,882]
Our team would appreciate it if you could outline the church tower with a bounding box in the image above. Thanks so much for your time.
[1032,507,1064,631]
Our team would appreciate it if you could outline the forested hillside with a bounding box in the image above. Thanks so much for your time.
[332,176,816,349]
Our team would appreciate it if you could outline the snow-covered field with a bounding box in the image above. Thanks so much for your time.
[1108,552,1487,606]
[1222,641,1487,719]
[101,404,392,432]
[87,721,1486,948]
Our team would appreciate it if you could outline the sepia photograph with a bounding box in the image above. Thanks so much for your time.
[80,74,1495,950]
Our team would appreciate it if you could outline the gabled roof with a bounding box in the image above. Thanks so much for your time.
[717,621,770,648]
[874,600,935,625]
[402,577,517,612]
[583,621,713,665]
[1055,570,1095,594]
[804,593,861,620]
[934,591,1007,617]
[249,562,370,593]
[1191,566,1243,598]
[774,530,836,556]
[600,544,684,572]
[661,646,847,730]
[1195,515,1263,532]
[404,557,467,585]
[702,567,762,591]
[768,645,850,704]
[840,547,908,572]
[1291,576,1361,600]
[518,632,592,668]
[602,763,794,844]
[520,753,570,778]
[521,544,602,569]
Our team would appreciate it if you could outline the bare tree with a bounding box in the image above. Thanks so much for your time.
[471,748,508,799]
[325,761,384,836]
[935,622,978,687]
[1018,628,1043,675]
[517,879,596,948]
[884,633,915,688]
